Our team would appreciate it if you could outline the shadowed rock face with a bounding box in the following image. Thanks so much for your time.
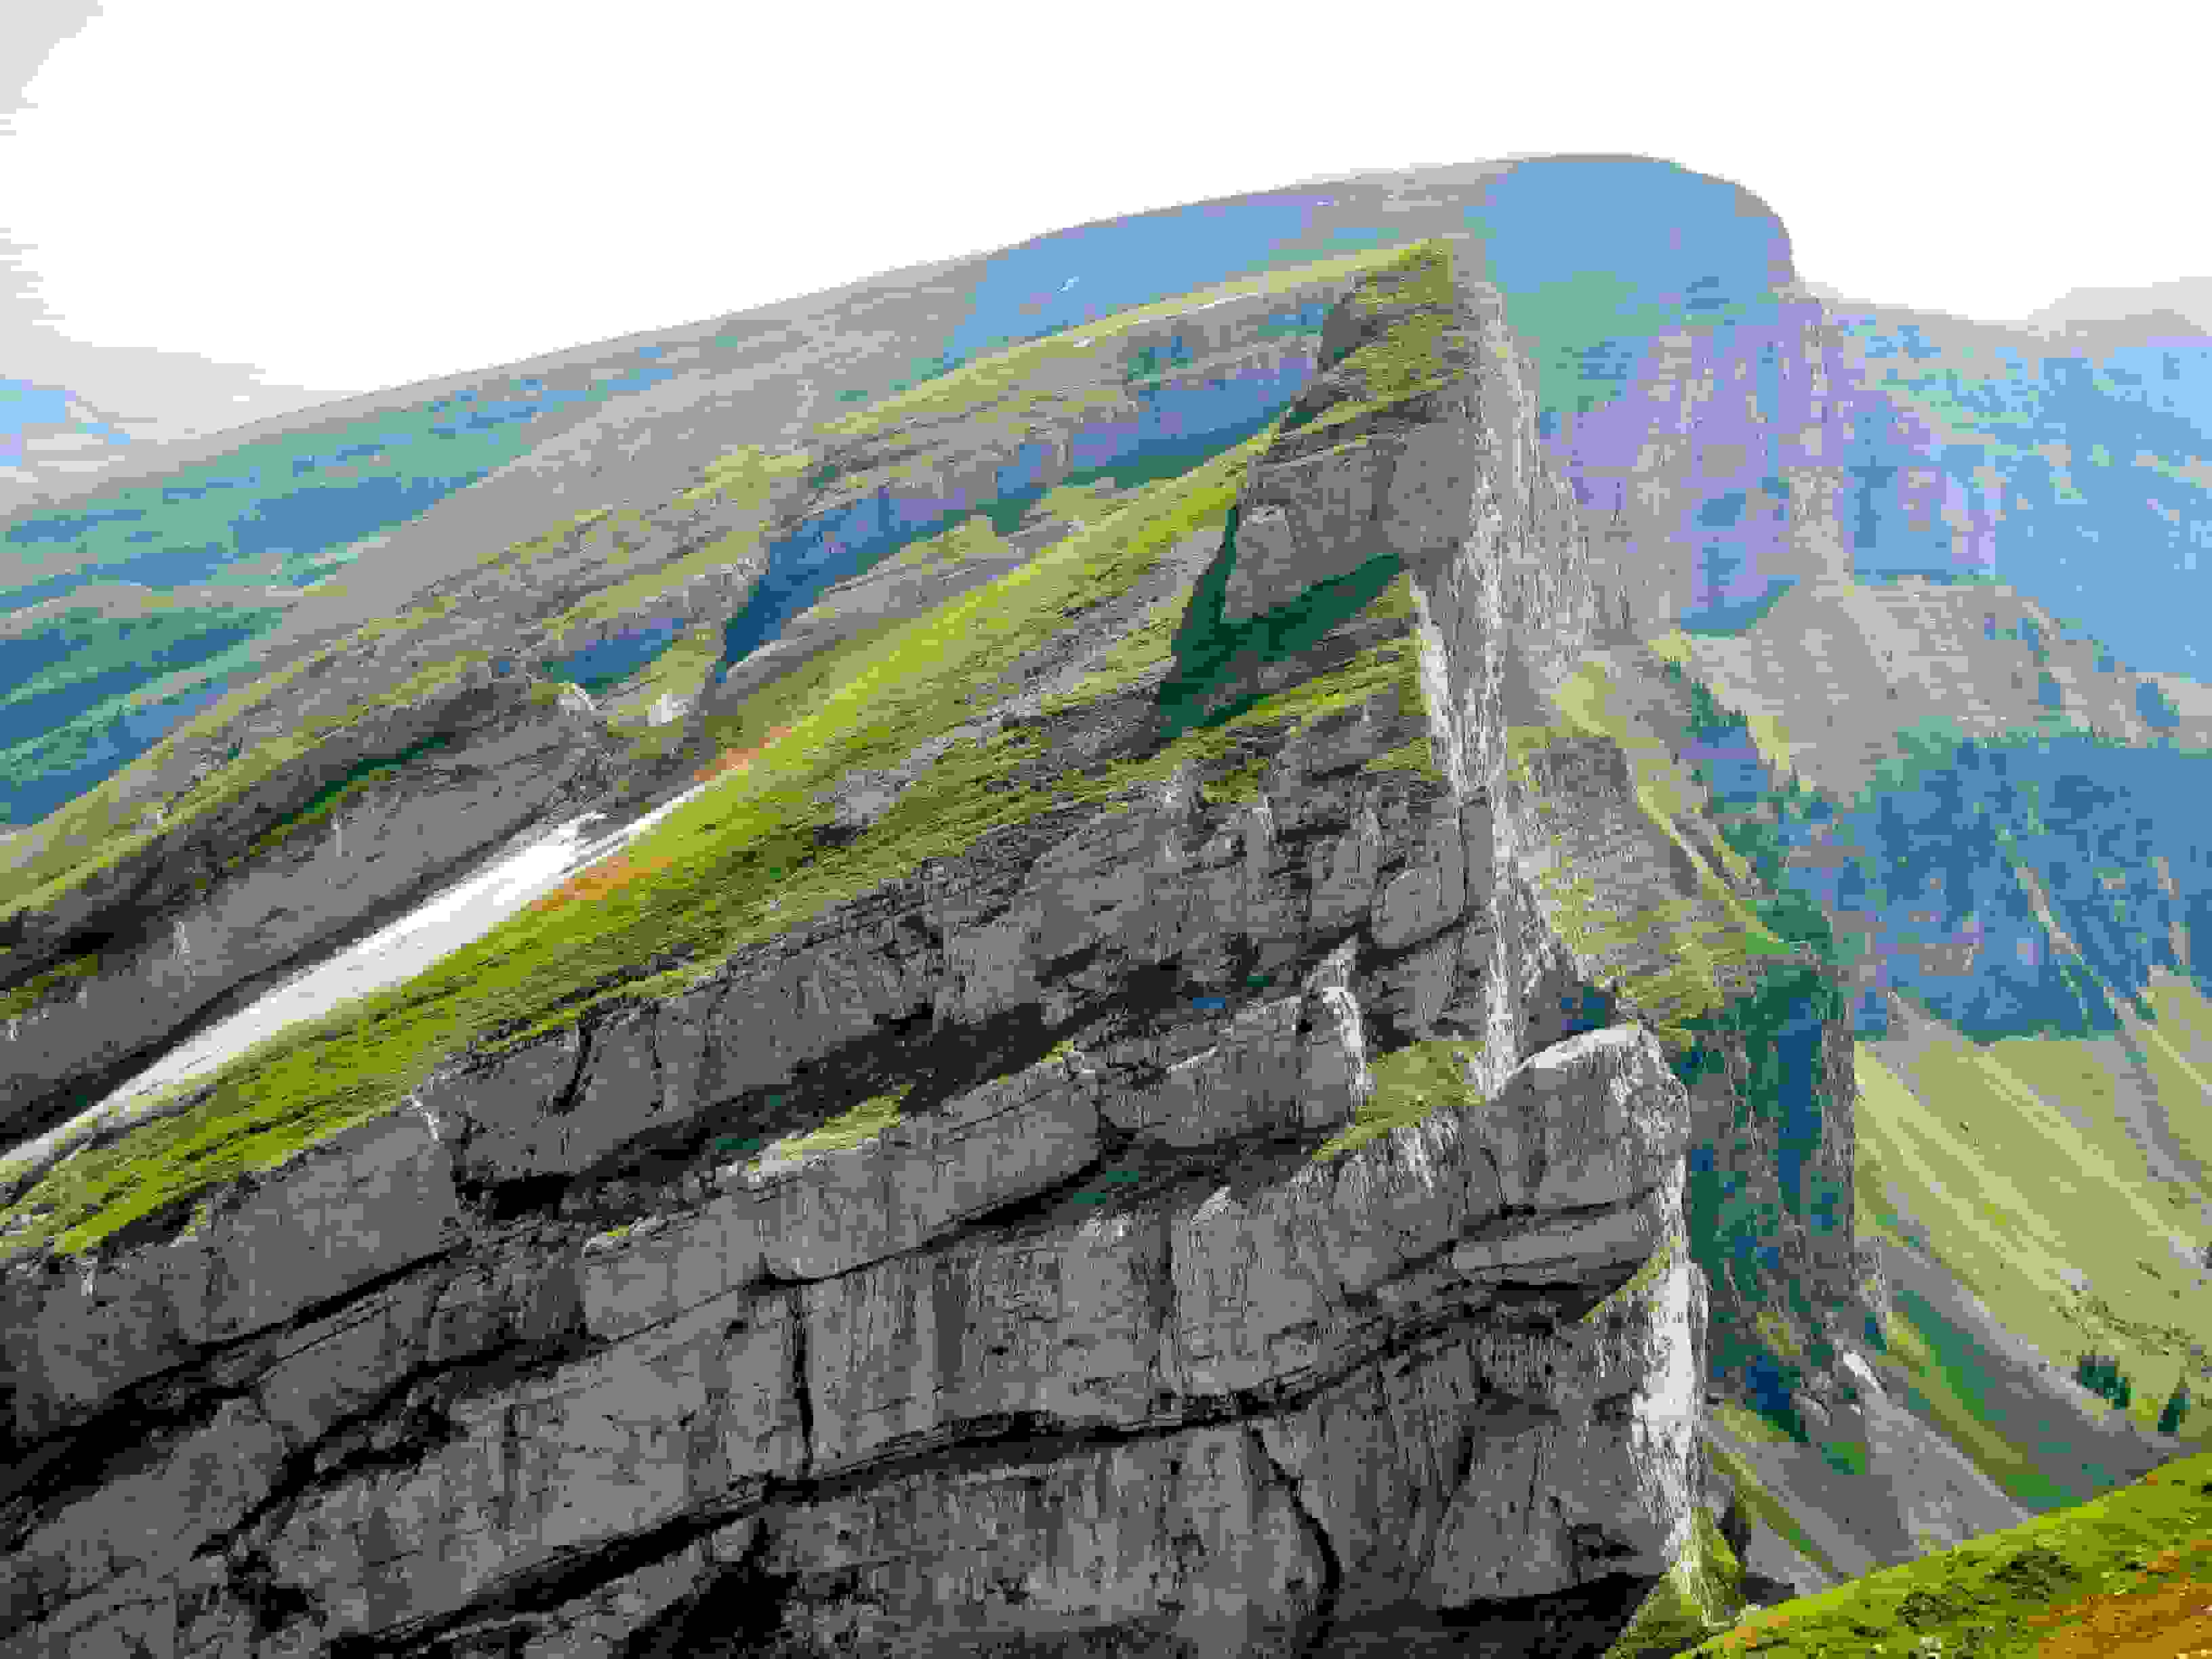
[0,251,1717,1657]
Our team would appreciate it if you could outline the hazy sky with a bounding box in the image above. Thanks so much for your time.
[3,0,2205,428]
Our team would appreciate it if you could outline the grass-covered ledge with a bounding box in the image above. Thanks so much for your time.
[0,436,1264,1264]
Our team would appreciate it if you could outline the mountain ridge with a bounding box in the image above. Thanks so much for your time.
[0,158,2208,1656]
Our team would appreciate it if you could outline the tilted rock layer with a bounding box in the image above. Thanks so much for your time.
[0,685,626,1149]
[0,248,1719,1656]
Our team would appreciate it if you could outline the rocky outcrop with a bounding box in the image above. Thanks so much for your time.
[0,244,1727,1657]
[0,685,624,1149]
[0,749,1702,1656]
[0,1004,1695,1659]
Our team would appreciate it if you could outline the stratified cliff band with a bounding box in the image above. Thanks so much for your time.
[1,243,1751,1658]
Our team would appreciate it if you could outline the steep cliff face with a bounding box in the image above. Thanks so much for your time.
[0,245,1722,1656]
[1487,269,1887,1450]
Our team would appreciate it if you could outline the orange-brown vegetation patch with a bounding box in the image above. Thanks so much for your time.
[2028,1538,2212,1657]
[526,850,678,917]
[694,724,795,785]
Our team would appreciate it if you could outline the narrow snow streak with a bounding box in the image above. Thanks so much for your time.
[1,773,727,1173]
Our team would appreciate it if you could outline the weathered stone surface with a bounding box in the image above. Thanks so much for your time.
[728,1052,1104,1280]
[0,242,1734,1659]
[0,691,621,1149]
[0,1107,462,1444]
[1480,1025,1688,1210]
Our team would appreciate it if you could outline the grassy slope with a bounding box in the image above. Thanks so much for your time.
[0,441,1229,1256]
[0,242,1425,945]
[1853,981,2212,1467]
[0,455,810,934]
[1641,623,2212,1550]
[1529,652,1796,1048]
[0,415,1450,1261]
[1703,1408,1849,1584]
[804,243,1410,451]
[1687,1449,2212,1657]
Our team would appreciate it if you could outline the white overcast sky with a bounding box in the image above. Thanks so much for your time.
[1,0,2205,433]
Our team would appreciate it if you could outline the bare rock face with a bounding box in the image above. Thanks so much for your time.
[0,687,623,1149]
[0,246,1717,1658]
[0,1012,1694,1659]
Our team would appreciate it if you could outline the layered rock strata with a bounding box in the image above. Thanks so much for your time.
[0,686,626,1149]
[0,247,1719,1657]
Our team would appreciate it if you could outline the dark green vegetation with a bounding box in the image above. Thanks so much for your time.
[2162,1376,2194,1435]
[1159,508,1405,742]
[1652,632,2212,1486]
[2075,1352,2135,1412]
[0,947,102,1023]
[1679,961,1851,1443]
[237,732,455,865]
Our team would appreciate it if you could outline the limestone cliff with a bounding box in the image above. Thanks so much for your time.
[0,683,628,1150]
[0,245,1731,1657]
[0,276,1349,1160]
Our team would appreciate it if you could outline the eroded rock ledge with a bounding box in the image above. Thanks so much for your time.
[0,244,1721,1658]
[0,1005,1695,1658]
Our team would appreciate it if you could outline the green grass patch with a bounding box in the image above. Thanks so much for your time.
[1714,1399,1801,1449]
[670,443,813,513]
[750,1083,914,1168]
[1039,577,1197,712]
[884,512,1002,575]
[1754,1305,1811,1368]
[1603,1506,1747,1659]
[1312,1038,1485,1161]
[1685,1449,2212,1657]
[0,950,104,1023]
[0,438,1272,1262]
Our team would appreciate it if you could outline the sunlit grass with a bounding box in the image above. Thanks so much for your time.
[1686,1450,2212,1657]
[0,435,1273,1262]
[1311,1038,1484,1161]
[748,1084,915,1171]
[1853,1022,2212,1466]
